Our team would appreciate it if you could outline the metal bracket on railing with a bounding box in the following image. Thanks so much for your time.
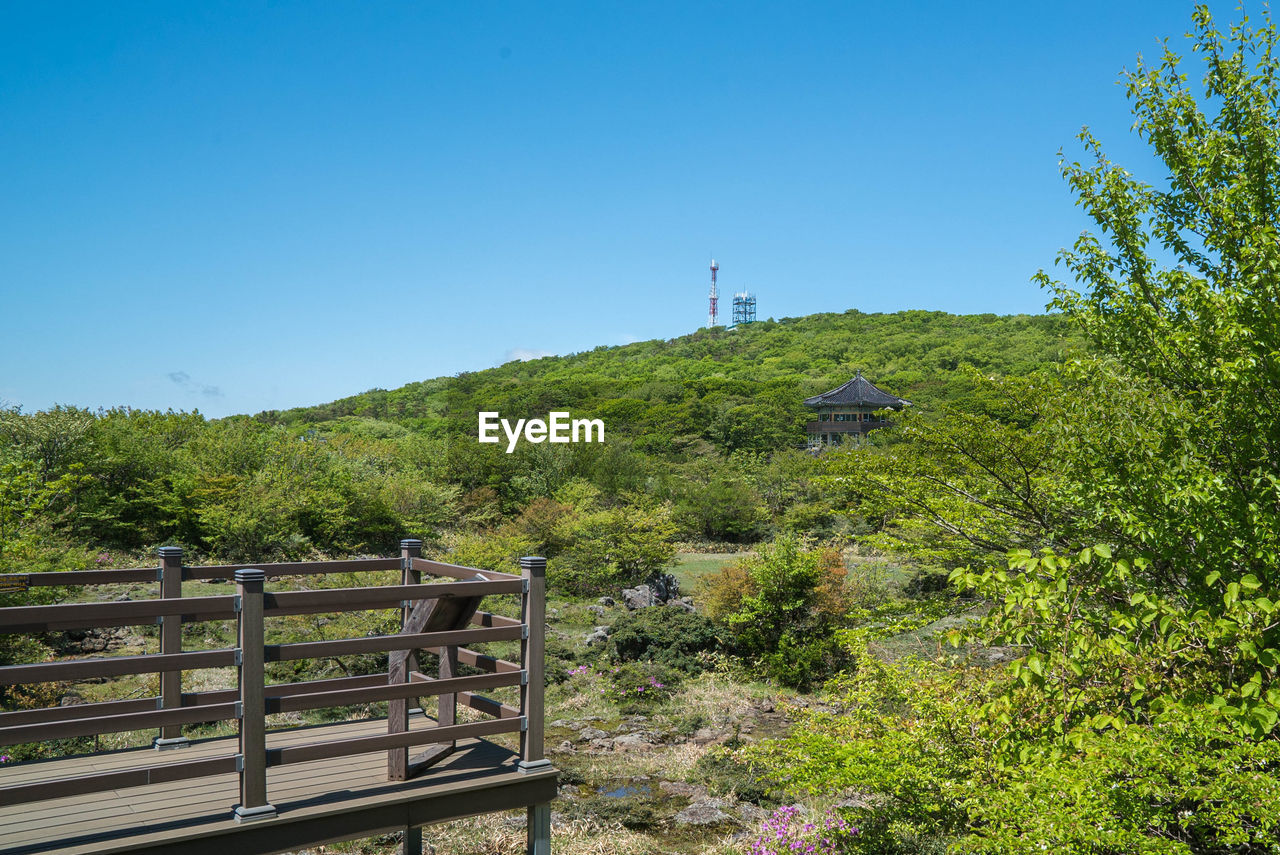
[232,595,242,613]
[401,600,412,609]
[235,754,245,772]
[521,624,529,640]
[520,670,529,686]
[402,556,411,571]
[234,701,243,719]
[520,716,529,732]
[155,567,164,582]
[521,578,530,593]
[233,648,243,666]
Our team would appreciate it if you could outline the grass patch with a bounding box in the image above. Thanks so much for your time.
[672,552,753,592]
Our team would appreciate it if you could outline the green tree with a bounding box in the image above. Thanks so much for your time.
[1022,4,1280,729]
[720,535,844,688]
[751,8,1280,852]
[548,500,678,596]
[822,373,1070,567]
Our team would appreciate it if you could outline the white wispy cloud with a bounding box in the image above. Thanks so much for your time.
[168,371,223,398]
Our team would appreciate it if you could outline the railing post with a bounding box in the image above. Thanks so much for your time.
[234,568,276,823]
[401,538,422,624]
[154,545,188,750]
[388,538,422,781]
[518,556,550,774]
[520,556,551,855]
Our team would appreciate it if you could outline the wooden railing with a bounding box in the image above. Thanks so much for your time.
[0,540,548,823]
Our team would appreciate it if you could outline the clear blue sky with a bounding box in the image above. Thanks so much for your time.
[1,1,1215,417]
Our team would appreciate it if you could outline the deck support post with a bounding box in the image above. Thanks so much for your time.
[403,825,423,855]
[389,538,423,781]
[527,802,551,855]
[517,556,550,774]
[154,545,189,750]
[234,568,276,823]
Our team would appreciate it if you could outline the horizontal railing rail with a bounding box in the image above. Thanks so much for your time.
[0,557,410,589]
[0,755,240,808]
[0,539,548,823]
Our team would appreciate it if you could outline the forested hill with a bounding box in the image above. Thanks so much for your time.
[261,309,1079,453]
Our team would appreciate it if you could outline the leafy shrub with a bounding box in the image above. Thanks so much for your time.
[695,559,756,620]
[547,502,677,596]
[717,535,849,689]
[693,744,780,805]
[602,662,678,710]
[670,711,709,737]
[607,607,720,675]
[544,636,588,685]
[748,635,1280,854]
[673,474,770,542]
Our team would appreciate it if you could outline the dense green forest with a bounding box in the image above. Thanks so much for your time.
[5,6,1280,854]
[0,309,1075,576]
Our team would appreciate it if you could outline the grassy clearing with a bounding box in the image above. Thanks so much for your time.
[671,552,753,592]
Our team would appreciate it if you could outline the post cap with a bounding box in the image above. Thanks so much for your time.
[519,556,547,574]
[234,568,266,583]
[157,546,184,558]
[400,538,424,549]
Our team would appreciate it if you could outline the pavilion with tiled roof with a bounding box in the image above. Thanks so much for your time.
[804,370,910,447]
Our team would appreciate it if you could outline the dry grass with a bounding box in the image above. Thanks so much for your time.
[296,809,754,855]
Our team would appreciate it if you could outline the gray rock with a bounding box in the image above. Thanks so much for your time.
[556,740,575,752]
[659,780,707,799]
[760,698,775,713]
[666,599,695,613]
[622,585,654,610]
[621,574,683,609]
[586,604,606,618]
[597,596,615,607]
[578,727,609,741]
[611,732,653,750]
[584,626,611,646]
[674,801,735,826]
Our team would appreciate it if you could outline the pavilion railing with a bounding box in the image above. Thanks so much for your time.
[0,540,547,823]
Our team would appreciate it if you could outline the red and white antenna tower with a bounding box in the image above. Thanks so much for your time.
[708,258,720,327]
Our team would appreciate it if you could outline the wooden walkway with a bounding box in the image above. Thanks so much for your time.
[0,718,558,855]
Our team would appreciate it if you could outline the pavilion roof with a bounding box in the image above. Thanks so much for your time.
[803,371,911,409]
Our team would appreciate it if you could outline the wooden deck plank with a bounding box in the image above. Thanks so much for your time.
[0,735,412,822]
[0,716,405,782]
[0,718,555,855]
